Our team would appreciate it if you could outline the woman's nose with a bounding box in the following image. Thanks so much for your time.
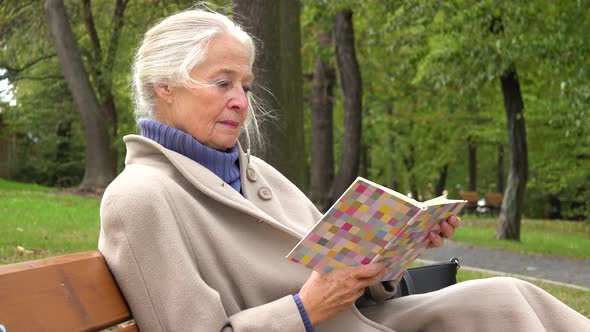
[229,86,249,111]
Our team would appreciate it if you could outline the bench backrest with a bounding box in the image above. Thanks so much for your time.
[0,251,138,332]
[484,193,503,209]
[458,191,479,203]
[458,191,479,210]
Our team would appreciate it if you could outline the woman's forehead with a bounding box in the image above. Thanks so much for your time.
[196,35,253,79]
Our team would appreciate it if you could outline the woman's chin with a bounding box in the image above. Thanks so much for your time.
[208,137,239,151]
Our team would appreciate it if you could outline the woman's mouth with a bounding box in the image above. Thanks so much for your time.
[218,120,239,128]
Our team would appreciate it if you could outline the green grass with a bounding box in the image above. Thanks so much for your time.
[0,178,56,191]
[457,270,590,318]
[0,179,100,264]
[454,217,590,260]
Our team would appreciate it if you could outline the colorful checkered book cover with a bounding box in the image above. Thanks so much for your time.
[287,177,466,282]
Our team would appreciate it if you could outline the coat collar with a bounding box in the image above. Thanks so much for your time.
[123,135,301,238]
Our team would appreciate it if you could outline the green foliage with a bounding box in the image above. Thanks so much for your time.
[299,0,589,219]
[1,0,588,219]
[0,1,210,186]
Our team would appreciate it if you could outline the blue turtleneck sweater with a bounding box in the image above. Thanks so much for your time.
[139,119,241,193]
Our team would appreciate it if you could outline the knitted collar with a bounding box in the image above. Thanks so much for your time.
[139,119,241,192]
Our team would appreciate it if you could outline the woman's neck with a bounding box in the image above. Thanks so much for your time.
[139,119,241,192]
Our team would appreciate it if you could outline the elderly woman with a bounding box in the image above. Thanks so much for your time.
[99,9,589,332]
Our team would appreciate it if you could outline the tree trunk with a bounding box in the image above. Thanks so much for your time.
[330,9,363,203]
[387,101,399,190]
[497,143,504,193]
[0,115,14,179]
[403,120,419,200]
[496,66,528,241]
[82,0,128,174]
[468,138,477,192]
[310,31,335,211]
[405,151,419,200]
[547,194,562,219]
[45,0,116,191]
[53,117,72,186]
[233,0,307,191]
[435,164,449,197]
[359,142,369,178]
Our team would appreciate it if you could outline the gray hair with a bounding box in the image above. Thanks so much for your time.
[131,9,265,148]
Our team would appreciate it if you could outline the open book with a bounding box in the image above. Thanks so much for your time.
[286,177,466,282]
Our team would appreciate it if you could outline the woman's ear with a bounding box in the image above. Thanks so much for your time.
[154,84,174,104]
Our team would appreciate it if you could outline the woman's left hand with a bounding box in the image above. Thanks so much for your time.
[427,215,461,249]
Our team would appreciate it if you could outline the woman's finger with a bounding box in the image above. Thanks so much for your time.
[440,221,455,238]
[447,215,461,228]
[428,232,444,248]
[349,262,385,279]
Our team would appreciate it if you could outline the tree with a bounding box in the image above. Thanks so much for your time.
[45,0,117,191]
[467,137,477,192]
[329,9,363,204]
[497,66,528,240]
[310,31,335,211]
[233,0,308,191]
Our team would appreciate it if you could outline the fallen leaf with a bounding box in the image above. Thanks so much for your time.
[16,245,34,255]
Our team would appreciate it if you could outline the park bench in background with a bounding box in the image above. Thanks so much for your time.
[458,191,479,214]
[0,251,137,332]
[484,193,503,214]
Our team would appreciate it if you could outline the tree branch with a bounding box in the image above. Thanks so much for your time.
[0,53,56,78]
[10,74,64,82]
[104,0,128,83]
[82,0,102,62]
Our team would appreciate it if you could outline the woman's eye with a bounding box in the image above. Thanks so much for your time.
[243,85,252,93]
[214,80,231,88]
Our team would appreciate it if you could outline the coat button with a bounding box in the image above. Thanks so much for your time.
[246,167,257,182]
[257,187,272,200]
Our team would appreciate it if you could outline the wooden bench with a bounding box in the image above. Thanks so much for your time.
[0,251,138,332]
[458,191,479,214]
[484,193,503,214]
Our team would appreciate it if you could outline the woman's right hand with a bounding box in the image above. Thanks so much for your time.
[298,262,386,326]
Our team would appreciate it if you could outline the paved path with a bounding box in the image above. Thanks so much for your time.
[420,240,590,289]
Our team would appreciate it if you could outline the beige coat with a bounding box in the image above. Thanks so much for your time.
[99,135,393,331]
[100,135,590,332]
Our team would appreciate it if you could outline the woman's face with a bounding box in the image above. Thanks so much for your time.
[157,34,253,151]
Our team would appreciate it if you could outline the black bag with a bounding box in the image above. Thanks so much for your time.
[389,258,460,299]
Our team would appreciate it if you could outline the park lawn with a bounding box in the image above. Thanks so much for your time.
[453,217,590,260]
[457,270,590,318]
[0,179,101,264]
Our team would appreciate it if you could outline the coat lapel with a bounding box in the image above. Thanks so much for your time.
[123,135,301,238]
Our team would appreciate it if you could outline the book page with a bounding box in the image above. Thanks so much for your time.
[361,177,465,208]
[422,195,466,207]
[377,199,467,281]
[358,177,423,208]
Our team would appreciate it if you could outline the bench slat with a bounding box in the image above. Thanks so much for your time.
[484,193,503,209]
[0,251,134,331]
[458,191,479,213]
